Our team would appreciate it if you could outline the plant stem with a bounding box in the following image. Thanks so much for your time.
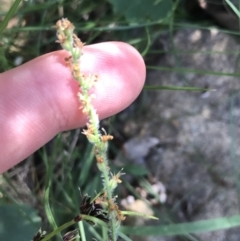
[55,19,124,241]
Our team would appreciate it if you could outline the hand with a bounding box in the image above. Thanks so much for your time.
[0,42,145,173]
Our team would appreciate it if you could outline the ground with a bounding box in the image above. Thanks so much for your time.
[120,28,240,241]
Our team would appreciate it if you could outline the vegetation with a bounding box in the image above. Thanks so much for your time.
[1,0,240,241]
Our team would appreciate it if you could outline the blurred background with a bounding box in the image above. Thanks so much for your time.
[1,0,240,240]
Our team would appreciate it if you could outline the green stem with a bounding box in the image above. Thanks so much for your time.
[79,221,86,241]
[41,215,108,241]
[57,21,119,241]
[41,219,75,241]
[72,56,118,241]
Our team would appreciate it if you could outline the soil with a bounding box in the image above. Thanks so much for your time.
[120,28,240,241]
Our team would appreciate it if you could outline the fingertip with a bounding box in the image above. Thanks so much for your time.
[0,41,145,171]
[77,42,146,122]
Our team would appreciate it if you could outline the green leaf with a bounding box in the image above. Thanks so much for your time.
[120,215,240,236]
[225,0,240,18]
[147,65,240,77]
[144,85,212,91]
[0,0,22,36]
[107,0,173,22]
[118,231,132,241]
[121,211,158,220]
[0,203,41,241]
[124,164,149,176]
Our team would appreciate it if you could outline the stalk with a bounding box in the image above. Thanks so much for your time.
[55,18,125,241]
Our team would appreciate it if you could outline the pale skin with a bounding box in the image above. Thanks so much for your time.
[0,42,146,173]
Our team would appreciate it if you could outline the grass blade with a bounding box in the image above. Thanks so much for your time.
[121,215,240,236]
[0,0,22,36]
[144,85,212,91]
